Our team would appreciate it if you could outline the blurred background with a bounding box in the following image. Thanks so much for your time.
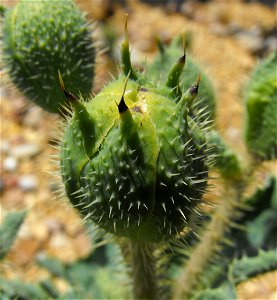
[1,0,276,298]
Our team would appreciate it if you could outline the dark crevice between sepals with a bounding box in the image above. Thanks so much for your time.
[118,96,129,113]
[117,71,131,114]
[117,75,146,168]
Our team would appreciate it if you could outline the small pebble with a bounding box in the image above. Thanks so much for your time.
[234,29,263,54]
[18,175,38,191]
[210,24,230,36]
[264,36,277,53]
[2,175,18,189]
[11,144,41,159]
[0,87,7,97]
[46,218,64,234]
[3,156,18,171]
[226,127,241,141]
[23,106,43,128]
[1,140,10,154]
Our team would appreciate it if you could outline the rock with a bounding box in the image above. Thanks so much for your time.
[210,23,230,36]
[228,22,241,35]
[235,27,264,54]
[0,86,7,98]
[3,156,17,172]
[2,175,18,189]
[264,36,277,53]
[45,218,64,234]
[180,1,197,18]
[11,144,41,159]
[1,188,25,209]
[8,237,42,266]
[1,140,10,154]
[18,175,38,191]
[22,106,44,129]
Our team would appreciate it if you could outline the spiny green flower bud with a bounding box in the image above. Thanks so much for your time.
[244,51,277,160]
[2,0,95,113]
[60,24,209,243]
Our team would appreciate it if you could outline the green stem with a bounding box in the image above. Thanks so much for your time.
[131,241,158,300]
[174,181,245,299]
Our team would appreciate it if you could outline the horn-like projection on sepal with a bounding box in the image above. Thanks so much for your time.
[121,15,139,82]
[165,50,186,99]
[146,35,216,122]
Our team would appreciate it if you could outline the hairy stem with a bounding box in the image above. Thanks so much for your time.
[174,181,245,299]
[130,241,158,300]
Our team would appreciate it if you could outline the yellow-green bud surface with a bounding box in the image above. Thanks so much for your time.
[60,28,209,243]
[61,76,209,242]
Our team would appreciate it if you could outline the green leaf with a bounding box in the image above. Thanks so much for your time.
[247,209,277,249]
[192,282,237,300]
[0,210,27,260]
[36,243,130,299]
[36,255,68,279]
[0,278,50,299]
[229,249,277,284]
[244,51,277,160]
[222,176,277,257]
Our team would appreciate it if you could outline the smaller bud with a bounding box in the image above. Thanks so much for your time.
[2,0,95,113]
